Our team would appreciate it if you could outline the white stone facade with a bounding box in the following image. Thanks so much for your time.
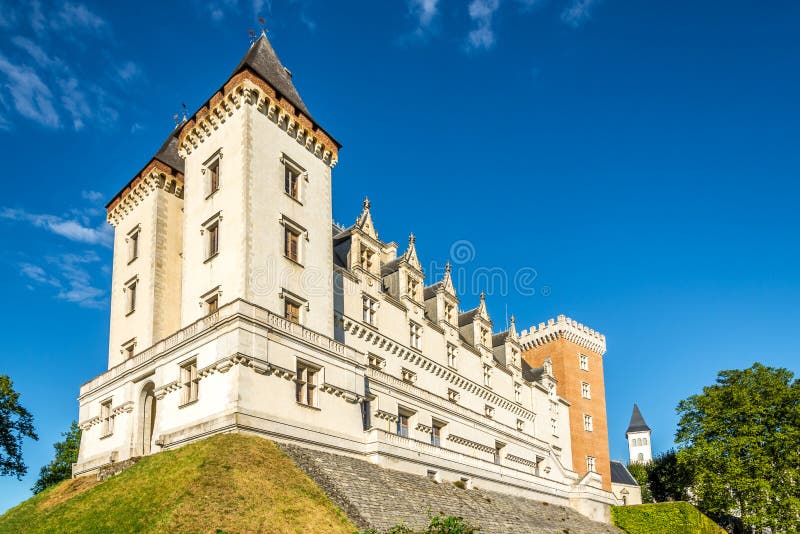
[74,34,617,522]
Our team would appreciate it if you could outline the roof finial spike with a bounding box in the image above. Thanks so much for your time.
[445,262,451,274]
[409,233,416,245]
[258,17,267,37]
[479,291,486,301]
[248,29,256,45]
[363,196,370,211]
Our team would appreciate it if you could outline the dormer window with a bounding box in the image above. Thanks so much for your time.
[444,302,454,324]
[360,246,374,271]
[407,276,419,300]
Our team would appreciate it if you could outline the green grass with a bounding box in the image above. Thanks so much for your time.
[612,501,725,534]
[0,433,357,534]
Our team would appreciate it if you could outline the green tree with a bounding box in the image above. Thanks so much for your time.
[0,374,38,479]
[626,461,654,503]
[648,449,693,503]
[675,362,800,531]
[32,421,82,494]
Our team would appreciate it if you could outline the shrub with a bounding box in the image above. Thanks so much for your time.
[612,502,724,534]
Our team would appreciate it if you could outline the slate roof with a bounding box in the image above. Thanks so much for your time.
[491,332,509,347]
[423,283,442,300]
[458,308,480,327]
[521,359,544,383]
[626,404,651,434]
[232,34,312,119]
[152,126,184,173]
[610,461,639,486]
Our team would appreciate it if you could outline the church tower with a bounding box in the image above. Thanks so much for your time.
[626,404,652,464]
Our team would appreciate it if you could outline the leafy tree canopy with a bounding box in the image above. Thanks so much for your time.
[0,374,38,479]
[675,362,800,531]
[32,421,82,494]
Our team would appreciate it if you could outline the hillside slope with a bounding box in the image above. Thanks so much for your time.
[0,434,355,534]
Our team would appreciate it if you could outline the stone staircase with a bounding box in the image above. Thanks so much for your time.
[279,443,623,534]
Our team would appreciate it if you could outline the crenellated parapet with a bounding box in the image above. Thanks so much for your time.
[177,70,339,167]
[106,160,184,227]
[519,314,606,355]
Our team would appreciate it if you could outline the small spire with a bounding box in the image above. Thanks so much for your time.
[363,196,371,211]
[510,315,516,325]
[409,233,416,245]
[445,262,451,274]
[479,291,486,301]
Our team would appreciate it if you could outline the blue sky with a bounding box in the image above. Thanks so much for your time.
[1,0,799,513]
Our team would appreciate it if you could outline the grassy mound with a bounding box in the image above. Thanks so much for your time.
[612,502,725,534]
[0,433,356,534]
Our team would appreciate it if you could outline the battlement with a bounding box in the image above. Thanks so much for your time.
[519,314,606,355]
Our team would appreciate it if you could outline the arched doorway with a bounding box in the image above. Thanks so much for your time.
[139,382,157,455]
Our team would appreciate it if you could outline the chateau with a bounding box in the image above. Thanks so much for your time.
[74,33,618,521]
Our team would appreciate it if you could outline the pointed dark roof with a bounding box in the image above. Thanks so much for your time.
[626,404,650,434]
[153,125,185,173]
[232,34,312,119]
[610,461,638,486]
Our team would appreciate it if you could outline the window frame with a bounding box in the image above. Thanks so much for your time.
[281,154,305,203]
[126,225,140,264]
[295,360,320,408]
[431,420,444,447]
[201,212,222,262]
[207,158,220,196]
[122,338,137,360]
[124,276,138,315]
[446,342,458,369]
[579,354,589,371]
[100,398,114,438]
[362,294,378,326]
[587,456,597,472]
[581,381,591,399]
[180,358,199,406]
[583,414,593,432]
[409,321,423,350]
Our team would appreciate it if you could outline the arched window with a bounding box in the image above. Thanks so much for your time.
[637,453,644,461]
[643,437,648,445]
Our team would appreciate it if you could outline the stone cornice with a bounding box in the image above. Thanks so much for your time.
[106,160,184,226]
[519,314,606,355]
[177,70,338,167]
[343,315,536,421]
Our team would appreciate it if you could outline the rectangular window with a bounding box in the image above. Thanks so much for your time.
[584,414,593,432]
[409,322,422,350]
[285,226,300,262]
[127,227,139,263]
[100,399,113,437]
[551,418,558,435]
[407,276,419,299]
[579,354,589,371]
[206,294,219,315]
[494,442,504,465]
[125,278,137,314]
[397,412,410,438]
[362,295,377,325]
[587,456,597,472]
[483,364,492,388]
[431,422,443,447]
[284,161,302,200]
[180,359,199,405]
[122,339,136,360]
[446,343,457,368]
[514,382,522,404]
[285,299,301,324]
[207,221,219,258]
[444,302,454,324]
[295,362,318,407]
[208,158,220,195]
[581,382,591,399]
[359,246,374,271]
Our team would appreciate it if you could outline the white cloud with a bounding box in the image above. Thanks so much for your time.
[55,2,107,32]
[59,77,92,130]
[81,190,104,203]
[410,0,439,28]
[20,252,107,308]
[561,0,598,28]
[466,0,500,50]
[0,54,60,128]
[0,207,113,247]
[253,0,271,16]
[116,61,141,82]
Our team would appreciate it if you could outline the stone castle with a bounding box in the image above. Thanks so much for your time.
[74,32,619,522]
